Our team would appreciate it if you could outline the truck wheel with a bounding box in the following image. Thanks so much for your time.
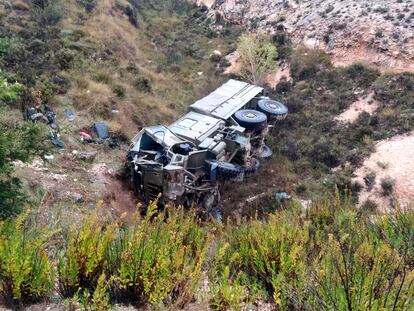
[205,160,244,180]
[233,109,267,131]
[257,99,288,120]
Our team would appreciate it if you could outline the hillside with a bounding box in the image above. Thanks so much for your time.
[1,0,414,310]
[193,0,414,71]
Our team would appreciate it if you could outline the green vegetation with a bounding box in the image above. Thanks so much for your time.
[0,122,50,219]
[1,197,414,310]
[237,32,278,84]
[1,1,414,310]
[0,211,55,309]
[265,48,414,199]
[0,73,22,105]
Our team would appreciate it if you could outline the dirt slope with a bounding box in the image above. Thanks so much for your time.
[193,0,414,72]
[354,132,414,211]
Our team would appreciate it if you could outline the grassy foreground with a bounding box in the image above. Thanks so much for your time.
[1,194,413,310]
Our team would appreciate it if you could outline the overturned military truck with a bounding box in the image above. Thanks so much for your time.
[127,79,288,217]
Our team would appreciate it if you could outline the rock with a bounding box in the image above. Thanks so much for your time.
[77,152,97,163]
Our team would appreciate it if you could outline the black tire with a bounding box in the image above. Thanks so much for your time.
[233,109,267,131]
[257,99,288,120]
[205,160,244,180]
[244,157,260,175]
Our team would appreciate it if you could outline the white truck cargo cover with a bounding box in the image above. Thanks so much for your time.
[169,111,224,143]
[189,79,263,120]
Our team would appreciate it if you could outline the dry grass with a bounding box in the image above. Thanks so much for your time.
[70,78,115,118]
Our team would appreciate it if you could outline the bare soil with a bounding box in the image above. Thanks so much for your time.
[335,92,379,124]
[354,132,414,211]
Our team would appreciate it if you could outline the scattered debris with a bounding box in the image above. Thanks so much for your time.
[93,122,109,140]
[50,133,64,149]
[80,131,95,143]
[44,155,55,161]
[65,109,74,122]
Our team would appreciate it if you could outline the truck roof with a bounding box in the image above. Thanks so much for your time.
[169,111,225,143]
[189,79,263,120]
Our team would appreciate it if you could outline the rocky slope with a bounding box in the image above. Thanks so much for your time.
[193,0,414,72]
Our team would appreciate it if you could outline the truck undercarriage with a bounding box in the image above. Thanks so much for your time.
[127,79,288,218]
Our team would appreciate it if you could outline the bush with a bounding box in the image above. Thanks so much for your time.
[77,0,97,12]
[0,76,23,105]
[57,208,117,298]
[0,36,21,56]
[124,4,139,27]
[363,172,376,191]
[0,197,414,310]
[380,177,395,196]
[290,47,332,81]
[237,33,278,84]
[0,212,55,308]
[57,203,209,307]
[54,48,76,70]
[32,3,62,27]
[343,64,380,89]
[112,84,126,98]
[134,76,152,93]
[361,199,378,213]
[210,209,308,309]
[108,204,209,306]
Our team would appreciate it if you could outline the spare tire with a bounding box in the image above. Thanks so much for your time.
[233,109,267,131]
[205,160,244,180]
[257,99,288,120]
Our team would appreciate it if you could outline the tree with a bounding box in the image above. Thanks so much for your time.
[0,123,50,219]
[237,33,278,85]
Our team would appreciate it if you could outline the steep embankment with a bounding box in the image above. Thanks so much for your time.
[193,0,414,72]
[0,0,238,222]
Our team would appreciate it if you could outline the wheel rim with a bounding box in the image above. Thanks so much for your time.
[245,112,258,119]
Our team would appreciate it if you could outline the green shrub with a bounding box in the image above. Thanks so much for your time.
[374,72,414,107]
[112,84,126,98]
[380,177,395,196]
[57,209,117,298]
[312,212,412,310]
[0,76,23,105]
[364,172,376,191]
[54,48,76,70]
[0,36,21,56]
[0,211,55,308]
[361,199,378,213]
[342,63,380,89]
[0,123,50,219]
[134,76,152,93]
[32,2,62,27]
[290,47,332,81]
[210,207,308,309]
[108,203,210,307]
[77,0,97,12]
